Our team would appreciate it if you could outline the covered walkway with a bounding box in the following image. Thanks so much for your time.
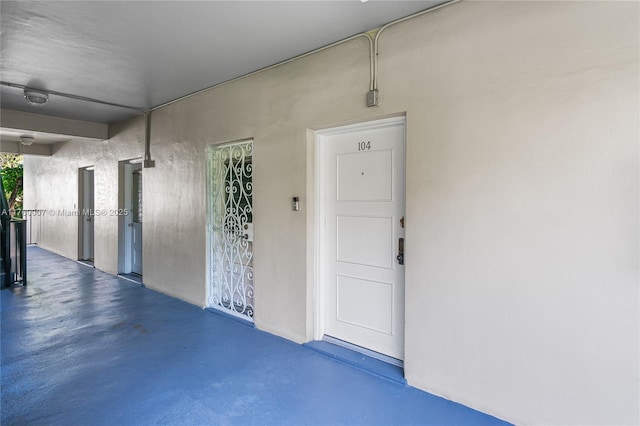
[1,246,508,425]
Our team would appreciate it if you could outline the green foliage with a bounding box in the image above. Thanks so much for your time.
[0,154,23,169]
[0,154,24,218]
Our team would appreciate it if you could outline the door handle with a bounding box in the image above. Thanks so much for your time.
[397,237,404,265]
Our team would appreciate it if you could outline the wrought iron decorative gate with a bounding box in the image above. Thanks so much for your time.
[207,140,254,320]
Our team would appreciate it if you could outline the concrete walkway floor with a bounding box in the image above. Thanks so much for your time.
[1,246,509,426]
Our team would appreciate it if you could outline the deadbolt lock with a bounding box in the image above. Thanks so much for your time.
[397,237,404,265]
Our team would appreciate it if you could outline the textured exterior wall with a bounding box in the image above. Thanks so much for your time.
[392,3,639,425]
[23,2,639,424]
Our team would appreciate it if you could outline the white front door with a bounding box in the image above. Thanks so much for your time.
[318,117,406,360]
[131,166,143,275]
[81,168,94,261]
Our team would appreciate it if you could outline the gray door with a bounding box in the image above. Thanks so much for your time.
[80,168,94,261]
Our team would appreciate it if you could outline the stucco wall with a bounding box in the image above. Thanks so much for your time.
[24,124,145,269]
[393,3,639,425]
[24,2,638,424]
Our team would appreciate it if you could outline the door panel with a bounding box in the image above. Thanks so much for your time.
[321,118,405,360]
[337,150,393,201]
[336,275,393,334]
[336,215,393,268]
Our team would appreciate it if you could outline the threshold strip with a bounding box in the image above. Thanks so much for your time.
[303,339,406,385]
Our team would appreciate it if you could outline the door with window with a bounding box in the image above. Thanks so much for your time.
[207,140,254,321]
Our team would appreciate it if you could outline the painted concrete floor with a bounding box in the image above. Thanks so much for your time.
[1,246,510,426]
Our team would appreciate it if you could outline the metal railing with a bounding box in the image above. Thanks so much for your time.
[8,220,27,286]
[1,175,11,288]
[1,174,26,288]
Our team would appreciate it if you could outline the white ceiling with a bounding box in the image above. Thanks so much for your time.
[1,0,443,125]
[0,128,69,145]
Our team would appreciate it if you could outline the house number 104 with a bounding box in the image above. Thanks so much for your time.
[358,141,371,151]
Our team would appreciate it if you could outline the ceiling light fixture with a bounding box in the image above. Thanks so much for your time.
[20,136,34,146]
[23,89,49,106]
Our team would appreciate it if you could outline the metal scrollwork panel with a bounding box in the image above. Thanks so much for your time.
[208,140,254,320]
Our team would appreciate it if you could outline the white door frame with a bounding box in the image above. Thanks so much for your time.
[313,116,407,347]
